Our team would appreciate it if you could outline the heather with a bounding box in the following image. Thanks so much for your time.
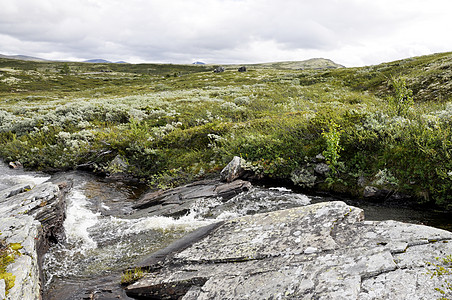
[0,53,451,208]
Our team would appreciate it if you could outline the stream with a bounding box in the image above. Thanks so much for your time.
[1,164,452,299]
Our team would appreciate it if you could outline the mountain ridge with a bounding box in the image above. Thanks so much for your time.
[0,53,342,69]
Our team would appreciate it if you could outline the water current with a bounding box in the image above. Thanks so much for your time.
[1,163,451,299]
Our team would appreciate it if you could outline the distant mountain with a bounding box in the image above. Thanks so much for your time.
[242,58,345,70]
[193,61,206,65]
[83,59,128,64]
[83,59,111,63]
[0,54,48,62]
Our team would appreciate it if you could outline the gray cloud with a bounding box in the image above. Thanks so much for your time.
[0,0,451,66]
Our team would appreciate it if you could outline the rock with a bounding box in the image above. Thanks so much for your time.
[357,175,367,187]
[8,161,22,169]
[1,215,42,300]
[0,176,68,299]
[213,66,225,73]
[126,201,452,299]
[108,155,128,174]
[220,156,246,182]
[314,163,330,176]
[363,185,390,200]
[315,153,326,162]
[0,279,5,300]
[238,66,247,72]
[130,179,252,218]
[290,168,317,188]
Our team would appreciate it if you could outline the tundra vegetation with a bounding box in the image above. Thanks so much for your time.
[0,53,451,210]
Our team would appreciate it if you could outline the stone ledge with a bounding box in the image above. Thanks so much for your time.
[0,178,68,300]
[126,201,452,300]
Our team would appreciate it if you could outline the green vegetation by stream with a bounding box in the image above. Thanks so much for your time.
[0,53,451,209]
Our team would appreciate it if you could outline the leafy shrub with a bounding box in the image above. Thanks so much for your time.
[321,121,343,174]
[387,76,414,116]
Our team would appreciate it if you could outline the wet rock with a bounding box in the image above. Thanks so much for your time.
[126,201,452,299]
[363,186,390,200]
[130,179,252,218]
[220,156,246,182]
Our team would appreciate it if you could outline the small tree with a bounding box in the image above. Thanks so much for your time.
[60,63,70,75]
[388,76,414,116]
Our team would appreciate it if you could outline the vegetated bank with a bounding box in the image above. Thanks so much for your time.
[0,53,451,210]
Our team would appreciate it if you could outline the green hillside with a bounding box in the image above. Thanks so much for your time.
[0,53,451,208]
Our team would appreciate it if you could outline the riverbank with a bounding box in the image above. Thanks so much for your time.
[1,163,452,299]
[0,165,68,299]
[1,53,452,210]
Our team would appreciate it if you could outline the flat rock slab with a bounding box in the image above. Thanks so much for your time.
[126,201,452,299]
[130,179,252,218]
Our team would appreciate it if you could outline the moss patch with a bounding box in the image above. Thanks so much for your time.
[0,236,21,295]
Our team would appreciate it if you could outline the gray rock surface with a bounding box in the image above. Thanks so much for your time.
[0,279,5,300]
[220,156,246,183]
[130,179,252,218]
[314,162,330,176]
[126,201,452,299]
[0,174,67,300]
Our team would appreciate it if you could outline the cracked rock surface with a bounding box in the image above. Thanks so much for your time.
[126,201,452,299]
[0,175,67,300]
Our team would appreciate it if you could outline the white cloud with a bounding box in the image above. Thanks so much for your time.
[0,0,451,66]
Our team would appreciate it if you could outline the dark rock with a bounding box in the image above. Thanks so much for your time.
[357,175,367,187]
[363,186,391,200]
[238,66,247,72]
[213,67,225,73]
[137,222,224,269]
[130,179,252,218]
[220,156,246,182]
[126,201,452,299]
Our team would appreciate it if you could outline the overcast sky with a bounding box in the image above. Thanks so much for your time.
[0,0,451,67]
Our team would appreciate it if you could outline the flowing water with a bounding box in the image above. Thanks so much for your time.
[1,163,452,299]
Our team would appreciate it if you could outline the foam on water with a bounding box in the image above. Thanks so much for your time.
[42,176,313,289]
[0,162,50,191]
[63,188,100,251]
[43,182,215,286]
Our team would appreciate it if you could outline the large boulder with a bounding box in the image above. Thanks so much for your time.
[213,67,225,73]
[220,156,246,183]
[126,201,452,299]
